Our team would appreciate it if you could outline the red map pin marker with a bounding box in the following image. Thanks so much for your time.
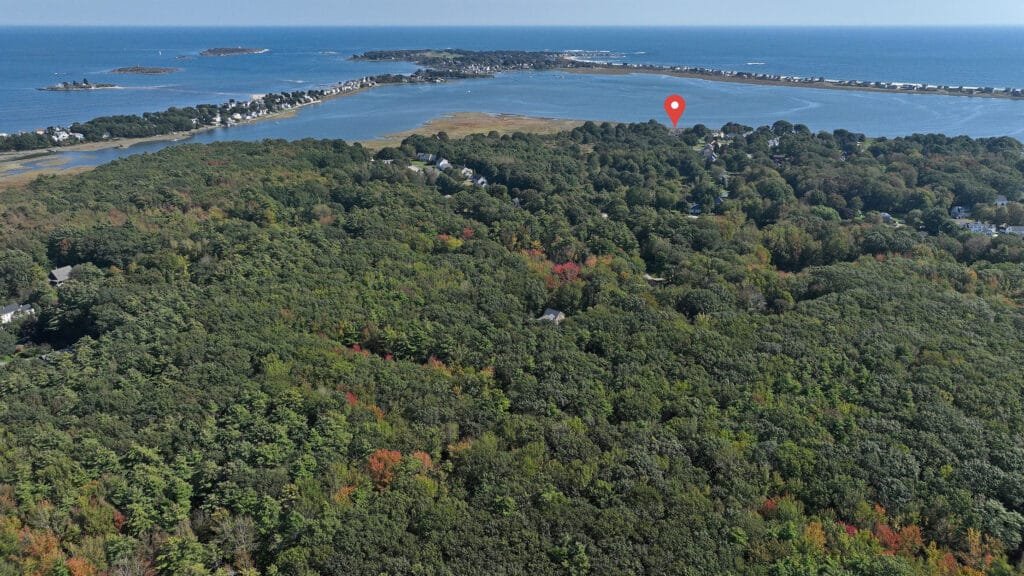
[664,94,686,127]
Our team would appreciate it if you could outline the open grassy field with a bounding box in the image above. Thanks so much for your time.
[362,112,590,149]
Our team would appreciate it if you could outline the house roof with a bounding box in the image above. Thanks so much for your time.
[50,265,73,282]
[0,304,32,316]
[539,308,565,322]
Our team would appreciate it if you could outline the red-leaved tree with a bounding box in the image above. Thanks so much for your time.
[368,449,402,489]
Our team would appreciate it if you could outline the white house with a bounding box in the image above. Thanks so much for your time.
[436,158,452,170]
[0,304,33,325]
[538,308,566,325]
[473,175,488,187]
[460,167,474,178]
[995,195,1010,207]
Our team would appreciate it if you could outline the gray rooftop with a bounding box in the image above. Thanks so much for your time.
[0,303,32,315]
[49,265,73,282]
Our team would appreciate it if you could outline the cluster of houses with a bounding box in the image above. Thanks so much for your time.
[32,126,87,143]
[591,60,1024,98]
[951,196,1024,236]
[6,77,388,147]
[957,221,1024,237]
[412,152,489,187]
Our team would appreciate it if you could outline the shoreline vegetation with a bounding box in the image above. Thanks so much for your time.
[0,112,578,181]
[7,48,1024,157]
[110,66,180,75]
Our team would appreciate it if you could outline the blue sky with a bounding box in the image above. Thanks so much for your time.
[3,0,1023,26]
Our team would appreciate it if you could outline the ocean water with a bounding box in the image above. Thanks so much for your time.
[3,26,1024,172]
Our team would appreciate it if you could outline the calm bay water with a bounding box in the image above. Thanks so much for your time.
[2,26,1024,173]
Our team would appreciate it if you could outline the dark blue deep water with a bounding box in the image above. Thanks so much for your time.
[3,26,1024,172]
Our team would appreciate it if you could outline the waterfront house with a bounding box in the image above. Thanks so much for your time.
[1004,226,1024,236]
[49,265,73,286]
[0,304,33,325]
[538,308,566,325]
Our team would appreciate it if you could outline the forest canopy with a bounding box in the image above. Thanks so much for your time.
[1,121,1024,575]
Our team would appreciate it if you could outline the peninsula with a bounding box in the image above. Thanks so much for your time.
[110,66,179,75]
[200,47,268,57]
[355,49,1024,99]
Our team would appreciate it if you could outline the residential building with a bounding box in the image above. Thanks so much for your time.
[538,308,566,325]
[49,265,73,286]
[0,304,33,325]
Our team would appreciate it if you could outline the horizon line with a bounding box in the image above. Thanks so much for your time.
[4,23,1024,28]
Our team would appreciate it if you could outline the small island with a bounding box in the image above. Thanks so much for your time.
[38,78,118,91]
[110,66,180,75]
[200,47,269,57]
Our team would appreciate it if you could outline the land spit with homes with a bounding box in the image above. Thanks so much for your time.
[7,48,1024,156]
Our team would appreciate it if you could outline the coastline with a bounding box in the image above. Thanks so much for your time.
[2,83,373,163]
[5,45,1023,180]
[0,111,585,183]
[0,85,382,179]
[561,65,1024,100]
[9,47,1023,160]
